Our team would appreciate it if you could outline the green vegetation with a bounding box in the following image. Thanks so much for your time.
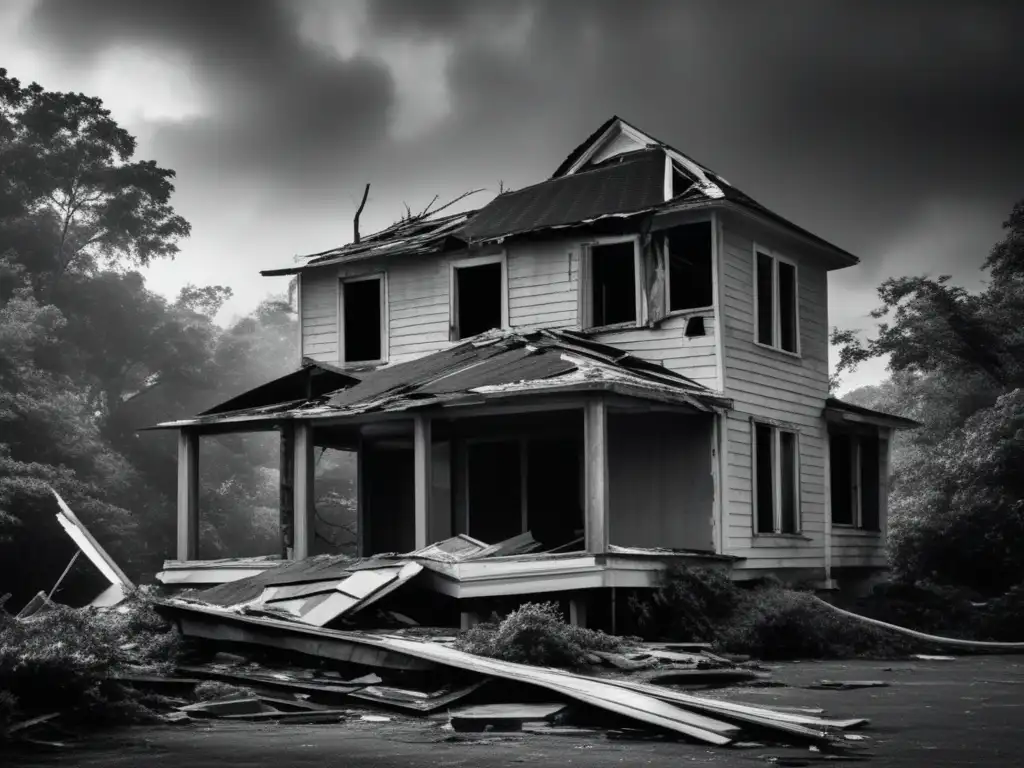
[833,200,1024,597]
[0,590,180,732]
[455,602,627,668]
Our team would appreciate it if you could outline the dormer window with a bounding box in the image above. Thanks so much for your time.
[580,236,641,330]
[754,246,799,354]
[450,253,508,341]
[339,274,386,365]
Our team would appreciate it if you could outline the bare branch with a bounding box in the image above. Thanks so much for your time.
[353,182,370,244]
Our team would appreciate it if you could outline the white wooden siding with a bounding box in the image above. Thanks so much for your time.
[299,238,722,389]
[719,216,848,573]
[593,314,720,391]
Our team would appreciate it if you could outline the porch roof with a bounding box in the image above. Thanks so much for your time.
[824,397,921,430]
[147,328,732,431]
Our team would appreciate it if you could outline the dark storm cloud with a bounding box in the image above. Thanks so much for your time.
[372,0,1024,278]
[29,0,395,187]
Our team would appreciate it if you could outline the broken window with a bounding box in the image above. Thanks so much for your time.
[753,423,800,534]
[584,240,638,328]
[754,249,799,354]
[667,222,713,311]
[341,276,384,364]
[452,258,504,340]
[829,430,883,531]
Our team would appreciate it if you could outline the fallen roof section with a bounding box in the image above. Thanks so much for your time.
[148,328,732,431]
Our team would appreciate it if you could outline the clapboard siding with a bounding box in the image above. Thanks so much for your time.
[299,238,724,392]
[593,314,720,391]
[719,215,843,572]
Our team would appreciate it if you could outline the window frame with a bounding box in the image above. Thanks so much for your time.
[337,272,388,367]
[664,218,716,317]
[829,429,883,532]
[579,234,644,331]
[751,244,801,357]
[449,251,509,341]
[751,420,802,536]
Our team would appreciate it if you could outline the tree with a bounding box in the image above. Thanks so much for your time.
[832,199,1024,594]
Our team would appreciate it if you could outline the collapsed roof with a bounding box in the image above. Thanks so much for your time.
[262,116,857,277]
[149,328,732,430]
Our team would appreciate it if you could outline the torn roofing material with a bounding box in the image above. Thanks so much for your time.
[261,210,474,277]
[199,359,359,416]
[460,148,666,242]
[149,329,732,430]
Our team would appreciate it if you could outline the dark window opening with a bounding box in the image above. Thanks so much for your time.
[778,261,797,353]
[780,430,798,533]
[755,423,775,533]
[671,167,693,198]
[467,440,522,544]
[859,436,881,531]
[590,241,637,327]
[829,433,855,525]
[756,251,774,345]
[343,278,382,363]
[685,316,706,337]
[454,262,502,340]
[668,222,713,311]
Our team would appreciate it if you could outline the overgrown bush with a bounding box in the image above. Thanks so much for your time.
[629,565,739,641]
[717,585,916,660]
[455,602,625,667]
[0,589,181,726]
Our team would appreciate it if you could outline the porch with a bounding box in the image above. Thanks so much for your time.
[151,329,737,606]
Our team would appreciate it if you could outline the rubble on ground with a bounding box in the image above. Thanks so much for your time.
[2,501,875,756]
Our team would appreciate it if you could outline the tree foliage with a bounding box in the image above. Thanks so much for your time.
[0,71,302,607]
[834,200,1024,594]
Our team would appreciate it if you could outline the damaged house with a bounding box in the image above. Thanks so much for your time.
[150,116,917,625]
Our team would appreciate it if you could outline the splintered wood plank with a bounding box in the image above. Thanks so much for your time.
[448,703,567,721]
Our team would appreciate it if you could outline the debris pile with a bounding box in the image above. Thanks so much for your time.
[2,495,874,757]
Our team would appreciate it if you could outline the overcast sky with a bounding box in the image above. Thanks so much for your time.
[3,0,1022,393]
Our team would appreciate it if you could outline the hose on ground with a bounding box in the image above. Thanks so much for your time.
[811,595,1024,652]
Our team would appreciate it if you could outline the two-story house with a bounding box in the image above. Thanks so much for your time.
[153,117,917,624]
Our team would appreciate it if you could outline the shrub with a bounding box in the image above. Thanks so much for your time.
[717,586,916,660]
[455,602,625,668]
[629,565,740,641]
[0,589,181,725]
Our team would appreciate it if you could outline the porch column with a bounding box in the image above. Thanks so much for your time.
[823,427,833,585]
[176,428,199,561]
[356,434,369,557]
[584,398,609,555]
[279,422,295,559]
[413,415,432,550]
[292,421,315,560]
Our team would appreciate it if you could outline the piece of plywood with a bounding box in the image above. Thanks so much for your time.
[263,580,343,603]
[51,489,134,593]
[337,568,399,598]
[449,703,566,721]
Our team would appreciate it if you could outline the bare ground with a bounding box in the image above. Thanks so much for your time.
[5,656,1024,767]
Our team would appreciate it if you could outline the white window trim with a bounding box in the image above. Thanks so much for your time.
[579,234,644,331]
[752,244,801,357]
[337,272,388,367]
[752,421,802,536]
[664,216,715,317]
[449,250,509,341]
